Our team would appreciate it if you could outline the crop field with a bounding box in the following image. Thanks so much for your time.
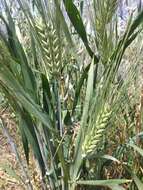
[0,0,143,190]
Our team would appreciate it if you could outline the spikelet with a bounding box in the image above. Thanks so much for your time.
[94,0,118,63]
[106,0,118,23]
[82,107,111,157]
[36,21,63,76]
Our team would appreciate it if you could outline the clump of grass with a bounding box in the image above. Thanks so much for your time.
[1,0,143,190]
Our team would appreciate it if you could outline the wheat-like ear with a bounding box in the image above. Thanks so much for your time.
[95,0,118,38]
[106,0,118,23]
[36,22,63,76]
[95,0,118,26]
[82,107,111,157]
[94,0,118,63]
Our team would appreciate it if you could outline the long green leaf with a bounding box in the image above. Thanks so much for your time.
[2,3,37,103]
[63,0,88,43]
[0,60,54,133]
[19,110,46,175]
[129,9,143,37]
[76,179,131,186]
[70,59,94,180]
[19,121,29,163]
[63,0,98,61]
[54,0,73,47]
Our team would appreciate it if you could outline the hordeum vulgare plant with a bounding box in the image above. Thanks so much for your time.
[0,0,143,190]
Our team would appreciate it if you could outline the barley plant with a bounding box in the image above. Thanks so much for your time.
[0,0,143,190]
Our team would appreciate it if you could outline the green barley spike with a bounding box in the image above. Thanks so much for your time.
[36,21,62,76]
[82,107,111,157]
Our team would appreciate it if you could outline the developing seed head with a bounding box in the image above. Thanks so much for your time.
[82,107,111,157]
[36,21,63,77]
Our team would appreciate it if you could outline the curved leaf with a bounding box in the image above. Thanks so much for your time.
[63,0,98,61]
[76,179,131,187]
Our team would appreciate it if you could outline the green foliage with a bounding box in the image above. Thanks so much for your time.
[0,0,143,190]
